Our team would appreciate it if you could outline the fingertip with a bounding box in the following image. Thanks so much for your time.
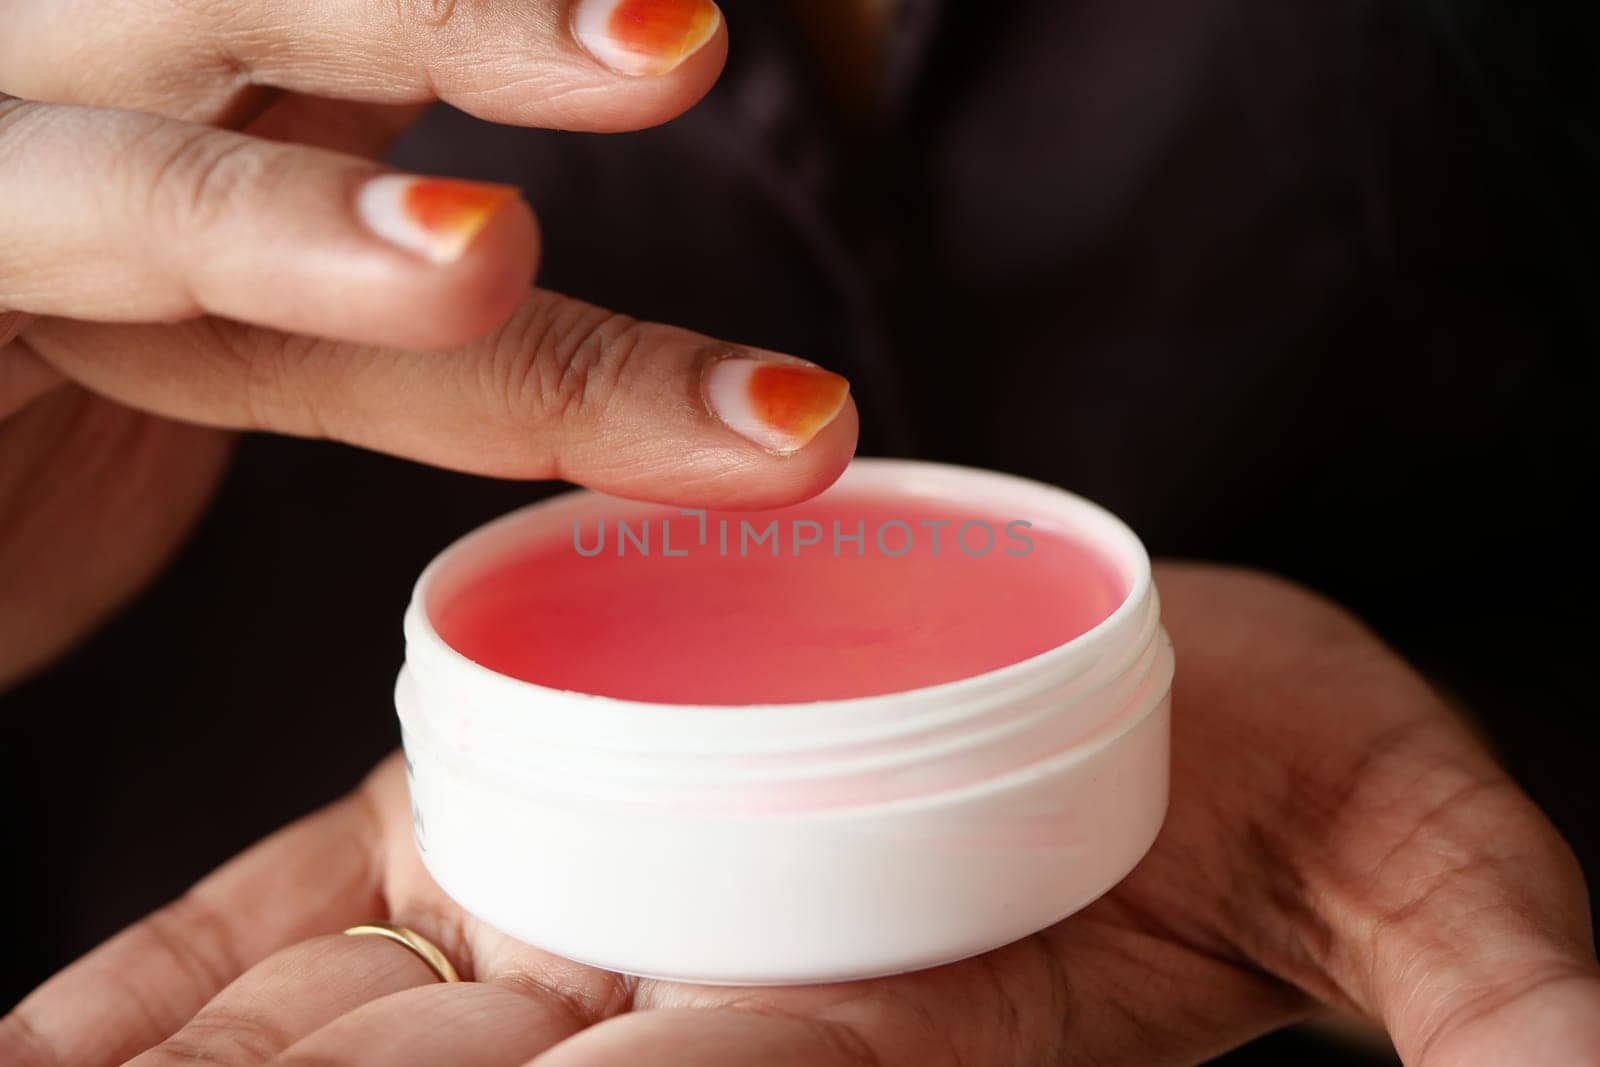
[571,0,723,76]
[355,185,541,350]
[767,392,859,504]
[602,4,728,126]
[490,1,727,132]
[527,330,859,509]
[411,194,542,348]
[597,392,858,511]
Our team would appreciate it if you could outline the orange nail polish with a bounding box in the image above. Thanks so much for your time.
[573,0,722,77]
[704,358,851,453]
[357,176,520,263]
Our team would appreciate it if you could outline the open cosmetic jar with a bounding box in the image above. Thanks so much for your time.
[396,459,1173,984]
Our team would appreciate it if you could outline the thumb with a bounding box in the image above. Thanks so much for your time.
[21,288,857,508]
[1154,565,1600,1067]
[1332,747,1600,1066]
[1256,682,1600,1065]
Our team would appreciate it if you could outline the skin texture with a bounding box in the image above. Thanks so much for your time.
[0,0,859,687]
[1,2,1596,1063]
[3,564,1597,1066]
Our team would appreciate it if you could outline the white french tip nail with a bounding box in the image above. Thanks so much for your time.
[703,357,851,453]
[356,175,517,264]
[572,0,722,78]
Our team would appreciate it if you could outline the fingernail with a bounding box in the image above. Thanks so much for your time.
[573,0,722,77]
[357,176,520,264]
[703,358,851,453]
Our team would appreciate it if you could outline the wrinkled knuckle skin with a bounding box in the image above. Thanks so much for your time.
[143,127,289,244]
[0,1009,61,1067]
[392,0,475,33]
[246,331,345,439]
[492,300,646,428]
[145,891,247,994]
[0,96,49,168]
[155,1009,294,1065]
[181,317,342,437]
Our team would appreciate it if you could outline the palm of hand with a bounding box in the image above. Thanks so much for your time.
[7,566,1598,1067]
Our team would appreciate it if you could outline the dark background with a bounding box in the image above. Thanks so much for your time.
[3,1,1595,1063]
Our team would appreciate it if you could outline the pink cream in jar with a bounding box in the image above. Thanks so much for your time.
[397,459,1173,984]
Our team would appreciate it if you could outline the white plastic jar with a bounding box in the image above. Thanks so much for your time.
[396,459,1173,985]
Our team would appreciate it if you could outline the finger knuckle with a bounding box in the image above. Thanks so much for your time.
[491,299,646,427]
[0,97,52,168]
[247,331,345,439]
[0,1007,63,1067]
[191,317,342,437]
[142,126,288,243]
[143,891,246,996]
[1410,962,1597,1065]
[158,1008,293,1064]
[392,0,475,33]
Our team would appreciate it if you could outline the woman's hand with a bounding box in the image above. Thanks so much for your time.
[8,564,1597,1066]
[0,0,857,688]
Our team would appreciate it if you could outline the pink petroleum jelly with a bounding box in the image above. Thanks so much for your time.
[432,494,1127,705]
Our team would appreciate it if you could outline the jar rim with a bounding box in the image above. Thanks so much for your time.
[402,459,1156,756]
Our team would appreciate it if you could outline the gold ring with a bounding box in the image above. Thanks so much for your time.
[344,923,461,983]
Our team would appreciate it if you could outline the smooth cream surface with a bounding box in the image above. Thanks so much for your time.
[433,495,1125,704]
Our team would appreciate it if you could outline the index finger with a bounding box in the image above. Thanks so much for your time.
[0,0,726,131]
